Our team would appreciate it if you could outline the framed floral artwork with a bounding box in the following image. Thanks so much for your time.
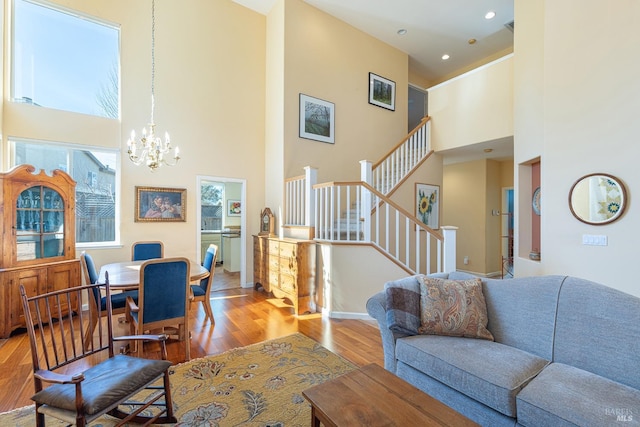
[416,183,439,229]
[227,199,241,216]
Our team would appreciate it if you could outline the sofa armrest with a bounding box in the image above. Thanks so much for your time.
[367,273,456,373]
[366,291,410,373]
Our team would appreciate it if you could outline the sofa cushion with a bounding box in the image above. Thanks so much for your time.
[554,277,640,391]
[517,363,640,427]
[418,276,493,341]
[396,335,549,417]
[396,361,518,427]
[482,275,565,360]
[384,277,421,335]
[382,272,477,336]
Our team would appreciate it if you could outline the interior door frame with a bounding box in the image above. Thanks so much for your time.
[408,83,428,132]
[196,175,247,287]
[501,186,514,277]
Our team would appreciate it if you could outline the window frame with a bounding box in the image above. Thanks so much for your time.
[11,0,121,119]
[9,138,121,248]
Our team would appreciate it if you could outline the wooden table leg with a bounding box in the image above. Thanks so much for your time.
[310,406,321,427]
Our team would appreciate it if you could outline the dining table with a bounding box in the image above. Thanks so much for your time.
[98,259,209,290]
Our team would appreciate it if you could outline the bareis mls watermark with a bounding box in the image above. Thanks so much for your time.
[605,407,633,422]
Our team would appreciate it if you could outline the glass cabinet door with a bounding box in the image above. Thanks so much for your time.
[16,186,65,261]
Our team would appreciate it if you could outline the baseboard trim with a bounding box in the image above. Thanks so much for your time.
[457,269,502,278]
[325,309,372,320]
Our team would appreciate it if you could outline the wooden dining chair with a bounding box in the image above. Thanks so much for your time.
[190,244,218,323]
[131,240,164,261]
[20,275,176,427]
[80,252,138,349]
[126,257,191,360]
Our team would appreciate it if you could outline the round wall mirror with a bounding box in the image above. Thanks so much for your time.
[569,173,627,225]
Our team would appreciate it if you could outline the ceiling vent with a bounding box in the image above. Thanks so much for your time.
[504,20,515,32]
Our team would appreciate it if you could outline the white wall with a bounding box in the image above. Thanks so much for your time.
[2,0,266,280]
[427,56,515,277]
[515,0,640,297]
[428,55,514,152]
[318,244,406,316]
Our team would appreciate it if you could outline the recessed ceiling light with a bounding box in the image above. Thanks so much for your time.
[397,29,407,35]
[441,54,450,60]
[468,38,477,45]
[485,11,496,20]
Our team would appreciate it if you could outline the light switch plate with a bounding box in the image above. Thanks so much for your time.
[582,234,608,246]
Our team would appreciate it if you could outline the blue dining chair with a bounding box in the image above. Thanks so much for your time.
[190,244,218,323]
[131,240,164,261]
[81,251,138,349]
[126,257,191,360]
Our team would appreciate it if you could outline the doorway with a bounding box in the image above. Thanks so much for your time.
[501,187,514,278]
[196,175,246,290]
[408,84,428,132]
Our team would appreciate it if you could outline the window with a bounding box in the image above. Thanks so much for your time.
[12,0,120,118]
[201,182,224,231]
[12,139,119,245]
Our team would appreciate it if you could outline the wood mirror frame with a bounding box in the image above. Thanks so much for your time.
[568,173,627,225]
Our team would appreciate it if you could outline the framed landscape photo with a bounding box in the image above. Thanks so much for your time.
[227,199,241,216]
[135,186,186,222]
[369,72,396,111]
[299,93,335,144]
[415,183,439,229]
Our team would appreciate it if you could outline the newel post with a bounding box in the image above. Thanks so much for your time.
[441,226,458,273]
[360,160,373,242]
[304,166,317,228]
[360,160,372,184]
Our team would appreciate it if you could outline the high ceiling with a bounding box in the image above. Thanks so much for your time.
[232,0,515,164]
[233,0,514,83]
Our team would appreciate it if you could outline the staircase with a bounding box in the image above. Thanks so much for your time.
[371,116,432,196]
[283,116,457,276]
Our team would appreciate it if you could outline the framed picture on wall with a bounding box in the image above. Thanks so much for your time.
[227,200,241,216]
[415,183,439,229]
[135,186,186,222]
[369,72,396,111]
[299,93,335,144]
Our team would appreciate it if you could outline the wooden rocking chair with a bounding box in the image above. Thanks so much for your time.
[19,273,177,426]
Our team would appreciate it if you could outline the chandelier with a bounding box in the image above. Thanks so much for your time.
[127,0,179,172]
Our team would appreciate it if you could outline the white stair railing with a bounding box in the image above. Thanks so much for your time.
[371,117,431,195]
[313,181,456,275]
[284,166,317,227]
[282,116,458,274]
[284,118,431,226]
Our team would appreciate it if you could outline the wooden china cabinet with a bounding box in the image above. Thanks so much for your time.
[0,165,80,338]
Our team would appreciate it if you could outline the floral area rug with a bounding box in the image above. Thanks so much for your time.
[0,333,356,426]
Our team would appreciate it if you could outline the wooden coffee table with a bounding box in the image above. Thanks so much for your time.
[302,363,478,426]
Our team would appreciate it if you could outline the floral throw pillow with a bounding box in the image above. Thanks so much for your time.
[418,276,494,341]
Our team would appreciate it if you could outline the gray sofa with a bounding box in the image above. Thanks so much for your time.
[366,272,640,426]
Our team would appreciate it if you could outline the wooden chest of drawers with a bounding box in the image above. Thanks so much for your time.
[253,235,316,315]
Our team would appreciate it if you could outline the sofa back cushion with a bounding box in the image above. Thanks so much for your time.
[554,277,640,390]
[482,275,566,360]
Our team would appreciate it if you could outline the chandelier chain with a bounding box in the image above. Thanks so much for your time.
[127,0,179,171]
[150,0,155,122]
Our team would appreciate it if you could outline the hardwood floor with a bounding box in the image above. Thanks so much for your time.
[0,284,384,413]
